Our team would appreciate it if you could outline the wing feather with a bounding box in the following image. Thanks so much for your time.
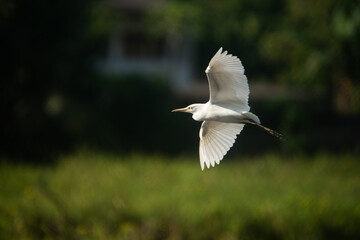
[214,133,232,151]
[205,47,250,111]
[208,135,221,164]
[199,121,244,170]
[211,134,227,156]
[205,137,215,166]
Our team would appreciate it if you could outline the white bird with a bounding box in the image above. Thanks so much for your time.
[172,48,283,170]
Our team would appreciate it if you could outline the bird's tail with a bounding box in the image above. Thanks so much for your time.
[244,121,285,140]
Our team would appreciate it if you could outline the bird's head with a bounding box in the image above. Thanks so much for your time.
[172,104,201,114]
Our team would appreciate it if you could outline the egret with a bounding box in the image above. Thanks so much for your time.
[172,48,284,170]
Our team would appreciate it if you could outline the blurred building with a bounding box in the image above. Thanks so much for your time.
[98,0,316,103]
[98,0,195,89]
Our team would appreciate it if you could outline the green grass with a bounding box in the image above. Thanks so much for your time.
[1,152,360,239]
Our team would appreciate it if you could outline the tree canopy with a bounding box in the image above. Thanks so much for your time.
[147,0,360,113]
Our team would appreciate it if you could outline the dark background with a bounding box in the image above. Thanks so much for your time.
[1,0,359,162]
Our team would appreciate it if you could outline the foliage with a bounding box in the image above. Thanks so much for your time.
[147,0,360,109]
[1,152,360,239]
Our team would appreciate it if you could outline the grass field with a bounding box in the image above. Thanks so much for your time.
[1,152,360,239]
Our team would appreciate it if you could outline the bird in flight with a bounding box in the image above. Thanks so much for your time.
[172,48,284,170]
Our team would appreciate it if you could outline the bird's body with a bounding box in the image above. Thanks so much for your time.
[172,48,283,170]
[190,103,259,124]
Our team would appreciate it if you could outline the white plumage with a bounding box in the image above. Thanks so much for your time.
[199,121,244,170]
[206,48,249,111]
[172,48,283,170]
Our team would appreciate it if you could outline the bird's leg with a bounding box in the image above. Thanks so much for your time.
[242,120,285,141]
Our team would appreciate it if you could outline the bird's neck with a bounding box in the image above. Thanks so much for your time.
[192,103,207,122]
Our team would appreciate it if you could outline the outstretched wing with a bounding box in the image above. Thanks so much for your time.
[199,120,244,170]
[205,47,250,111]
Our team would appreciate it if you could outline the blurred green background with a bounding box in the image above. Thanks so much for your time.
[1,0,359,239]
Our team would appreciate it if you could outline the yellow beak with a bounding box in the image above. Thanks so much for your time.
[171,107,189,112]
